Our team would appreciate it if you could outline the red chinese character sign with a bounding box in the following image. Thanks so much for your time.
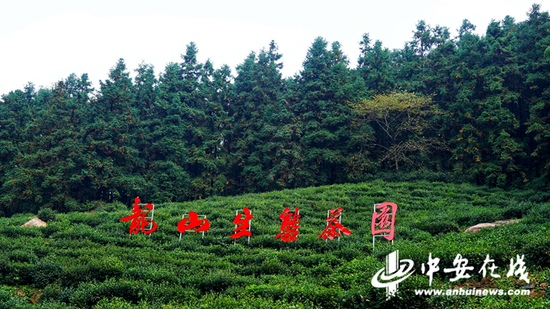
[276,207,300,242]
[178,212,210,240]
[120,197,157,235]
[231,207,253,244]
[319,207,351,241]
[372,202,398,249]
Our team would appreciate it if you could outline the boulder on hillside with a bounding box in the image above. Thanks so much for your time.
[21,217,48,228]
[464,219,520,233]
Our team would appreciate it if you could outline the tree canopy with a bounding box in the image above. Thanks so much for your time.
[1,4,550,215]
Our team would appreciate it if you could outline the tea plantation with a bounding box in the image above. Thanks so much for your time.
[0,180,549,308]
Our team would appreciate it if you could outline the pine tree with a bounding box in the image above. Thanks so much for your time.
[227,42,287,192]
[0,84,45,213]
[133,62,158,201]
[522,5,550,181]
[357,33,395,95]
[149,61,191,202]
[294,37,355,185]
[88,59,145,203]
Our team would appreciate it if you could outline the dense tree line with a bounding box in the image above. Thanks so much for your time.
[1,4,549,215]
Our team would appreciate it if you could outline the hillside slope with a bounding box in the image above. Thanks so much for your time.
[0,180,549,308]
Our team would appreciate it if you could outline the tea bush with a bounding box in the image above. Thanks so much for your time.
[38,208,57,223]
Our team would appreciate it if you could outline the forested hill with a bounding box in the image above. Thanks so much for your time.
[1,5,549,215]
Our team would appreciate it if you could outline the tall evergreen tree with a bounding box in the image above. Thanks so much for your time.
[0,84,47,213]
[522,5,550,181]
[1,75,93,212]
[88,59,145,203]
[149,61,191,202]
[132,62,158,201]
[188,59,229,198]
[227,41,292,193]
[357,33,395,95]
[294,37,355,185]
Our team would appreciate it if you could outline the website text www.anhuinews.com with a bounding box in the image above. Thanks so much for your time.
[414,288,530,296]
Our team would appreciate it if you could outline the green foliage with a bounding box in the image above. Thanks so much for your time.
[0,5,550,306]
[350,92,444,172]
[414,220,459,235]
[38,208,57,223]
[0,181,548,307]
[1,6,550,214]
[290,37,358,186]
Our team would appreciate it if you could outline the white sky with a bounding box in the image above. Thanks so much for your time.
[0,0,540,96]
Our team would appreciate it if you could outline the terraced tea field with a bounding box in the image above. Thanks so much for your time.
[0,180,549,308]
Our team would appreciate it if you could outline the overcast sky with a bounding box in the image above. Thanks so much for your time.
[0,0,540,96]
